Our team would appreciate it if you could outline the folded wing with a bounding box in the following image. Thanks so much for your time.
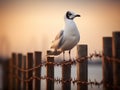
[51,30,64,50]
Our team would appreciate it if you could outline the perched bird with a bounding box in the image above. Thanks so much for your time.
[50,11,80,60]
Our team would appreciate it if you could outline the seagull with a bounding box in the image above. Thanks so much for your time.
[50,11,80,60]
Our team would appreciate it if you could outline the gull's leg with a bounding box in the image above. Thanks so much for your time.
[63,51,65,60]
[69,50,71,60]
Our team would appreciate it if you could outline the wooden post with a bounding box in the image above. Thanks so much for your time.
[62,60,71,90]
[26,54,28,90]
[9,54,14,90]
[18,53,23,90]
[112,31,120,89]
[34,51,42,90]
[23,55,26,90]
[46,50,54,90]
[15,53,19,90]
[9,58,12,90]
[77,44,88,90]
[102,37,113,90]
[12,53,17,90]
[27,53,33,90]
[2,59,9,90]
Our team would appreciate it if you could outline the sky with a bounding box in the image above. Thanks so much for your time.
[0,1,120,59]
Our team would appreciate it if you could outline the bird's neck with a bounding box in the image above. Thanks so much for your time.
[64,18,74,24]
[64,19,77,30]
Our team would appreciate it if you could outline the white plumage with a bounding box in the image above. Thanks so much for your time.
[50,11,80,59]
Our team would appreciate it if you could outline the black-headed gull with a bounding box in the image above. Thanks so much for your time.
[50,11,80,60]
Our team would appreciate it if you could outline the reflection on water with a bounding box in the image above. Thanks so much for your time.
[41,64,102,90]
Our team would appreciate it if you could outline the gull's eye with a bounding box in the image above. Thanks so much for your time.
[66,11,73,20]
[68,12,72,16]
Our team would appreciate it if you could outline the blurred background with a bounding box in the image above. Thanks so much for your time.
[0,0,120,90]
[0,1,120,58]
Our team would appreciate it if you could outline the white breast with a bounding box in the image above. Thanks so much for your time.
[60,20,80,51]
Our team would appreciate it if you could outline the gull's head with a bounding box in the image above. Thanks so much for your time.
[65,11,80,20]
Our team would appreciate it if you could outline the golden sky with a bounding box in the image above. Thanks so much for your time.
[0,1,120,58]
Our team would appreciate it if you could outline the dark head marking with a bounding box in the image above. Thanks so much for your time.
[66,11,73,20]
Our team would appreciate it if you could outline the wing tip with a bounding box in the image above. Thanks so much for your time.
[47,50,62,56]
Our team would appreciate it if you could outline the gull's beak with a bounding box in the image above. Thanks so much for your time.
[73,14,80,19]
[75,14,80,17]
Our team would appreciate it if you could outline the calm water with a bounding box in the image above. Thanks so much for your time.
[41,64,103,90]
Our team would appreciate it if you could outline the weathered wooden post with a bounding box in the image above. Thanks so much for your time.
[9,58,12,90]
[102,37,113,90]
[27,53,33,90]
[62,60,71,90]
[112,31,120,89]
[16,53,19,90]
[77,44,88,90]
[23,55,26,90]
[2,59,9,90]
[12,53,17,90]
[26,54,29,90]
[26,54,28,90]
[9,53,14,90]
[46,50,54,90]
[18,53,23,90]
[34,51,42,90]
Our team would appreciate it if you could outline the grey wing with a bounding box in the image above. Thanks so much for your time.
[58,35,65,49]
[51,30,64,49]
[56,30,65,49]
[54,30,64,40]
